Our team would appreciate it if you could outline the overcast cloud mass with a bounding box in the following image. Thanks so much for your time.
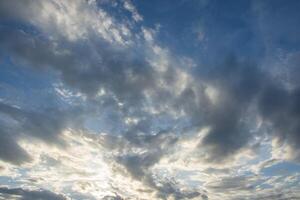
[0,0,300,199]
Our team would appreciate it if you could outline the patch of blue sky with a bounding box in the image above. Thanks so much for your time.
[262,161,300,177]
[0,57,62,111]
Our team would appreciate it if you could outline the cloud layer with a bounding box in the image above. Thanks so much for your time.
[0,0,300,199]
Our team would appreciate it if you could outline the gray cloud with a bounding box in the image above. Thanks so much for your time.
[0,187,66,200]
[0,0,39,23]
[117,151,162,179]
[197,58,265,162]
[207,176,256,191]
[153,179,205,200]
[2,12,300,166]
[258,83,300,161]
[1,0,300,199]
[189,55,300,163]
[102,194,123,200]
[0,128,31,165]
[0,101,82,164]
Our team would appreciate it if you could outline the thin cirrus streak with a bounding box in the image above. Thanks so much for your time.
[0,0,300,199]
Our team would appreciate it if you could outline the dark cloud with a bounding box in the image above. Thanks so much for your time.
[258,84,300,160]
[0,15,157,102]
[117,151,162,179]
[102,194,123,200]
[209,177,300,200]
[188,57,265,162]
[191,55,300,163]
[0,187,66,200]
[249,193,300,200]
[0,102,77,143]
[0,128,31,165]
[146,176,206,200]
[0,101,82,164]
[116,145,207,199]
[154,182,203,200]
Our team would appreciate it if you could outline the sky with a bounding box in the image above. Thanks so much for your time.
[0,0,300,199]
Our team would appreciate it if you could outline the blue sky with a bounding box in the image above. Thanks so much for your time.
[0,0,300,199]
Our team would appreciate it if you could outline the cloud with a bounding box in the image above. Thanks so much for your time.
[188,55,300,163]
[1,0,300,199]
[0,186,67,200]
[1,0,300,168]
[0,129,31,165]
[0,101,82,165]
[102,194,123,200]
[123,0,143,22]
[258,83,300,161]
